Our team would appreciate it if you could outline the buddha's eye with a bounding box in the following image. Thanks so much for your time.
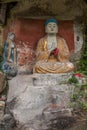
[48,25,51,28]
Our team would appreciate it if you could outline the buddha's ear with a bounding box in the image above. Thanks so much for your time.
[45,26,48,33]
[55,26,58,33]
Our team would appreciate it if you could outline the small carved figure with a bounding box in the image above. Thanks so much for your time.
[2,32,17,77]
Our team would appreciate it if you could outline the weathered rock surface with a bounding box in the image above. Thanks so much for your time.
[7,73,75,129]
[17,111,75,130]
[0,113,16,130]
[0,72,6,93]
[0,100,16,130]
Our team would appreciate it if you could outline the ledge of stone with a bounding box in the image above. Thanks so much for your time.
[31,72,73,86]
[7,72,74,124]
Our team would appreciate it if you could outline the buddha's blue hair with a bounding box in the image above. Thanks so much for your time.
[45,18,58,26]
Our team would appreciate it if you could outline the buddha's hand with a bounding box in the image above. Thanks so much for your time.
[49,47,57,54]
[51,48,59,56]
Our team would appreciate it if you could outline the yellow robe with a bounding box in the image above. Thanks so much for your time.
[34,36,74,73]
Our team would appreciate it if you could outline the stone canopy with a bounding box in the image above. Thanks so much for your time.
[11,0,86,20]
[0,0,86,25]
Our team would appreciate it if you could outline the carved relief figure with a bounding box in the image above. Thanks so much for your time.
[34,18,74,73]
[2,32,17,77]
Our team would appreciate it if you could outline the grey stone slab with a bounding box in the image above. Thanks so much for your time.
[7,73,75,124]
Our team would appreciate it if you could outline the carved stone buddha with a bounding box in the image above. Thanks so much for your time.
[33,18,74,73]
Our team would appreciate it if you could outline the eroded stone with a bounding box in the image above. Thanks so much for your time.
[0,72,6,93]
[7,73,75,126]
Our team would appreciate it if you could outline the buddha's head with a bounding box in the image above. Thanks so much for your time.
[7,32,15,41]
[45,18,58,34]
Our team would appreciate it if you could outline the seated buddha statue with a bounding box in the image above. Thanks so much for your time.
[33,18,74,74]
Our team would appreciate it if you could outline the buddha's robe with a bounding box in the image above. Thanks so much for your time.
[34,36,74,73]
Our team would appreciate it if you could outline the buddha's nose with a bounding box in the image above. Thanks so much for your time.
[51,28,54,31]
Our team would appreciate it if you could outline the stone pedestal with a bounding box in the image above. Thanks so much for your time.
[7,73,75,128]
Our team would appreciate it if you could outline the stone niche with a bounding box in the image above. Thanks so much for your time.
[3,0,84,73]
[4,19,76,73]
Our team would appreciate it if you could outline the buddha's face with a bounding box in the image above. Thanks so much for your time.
[45,22,58,34]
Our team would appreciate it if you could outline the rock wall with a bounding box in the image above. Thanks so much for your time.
[12,0,85,20]
[7,73,75,129]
